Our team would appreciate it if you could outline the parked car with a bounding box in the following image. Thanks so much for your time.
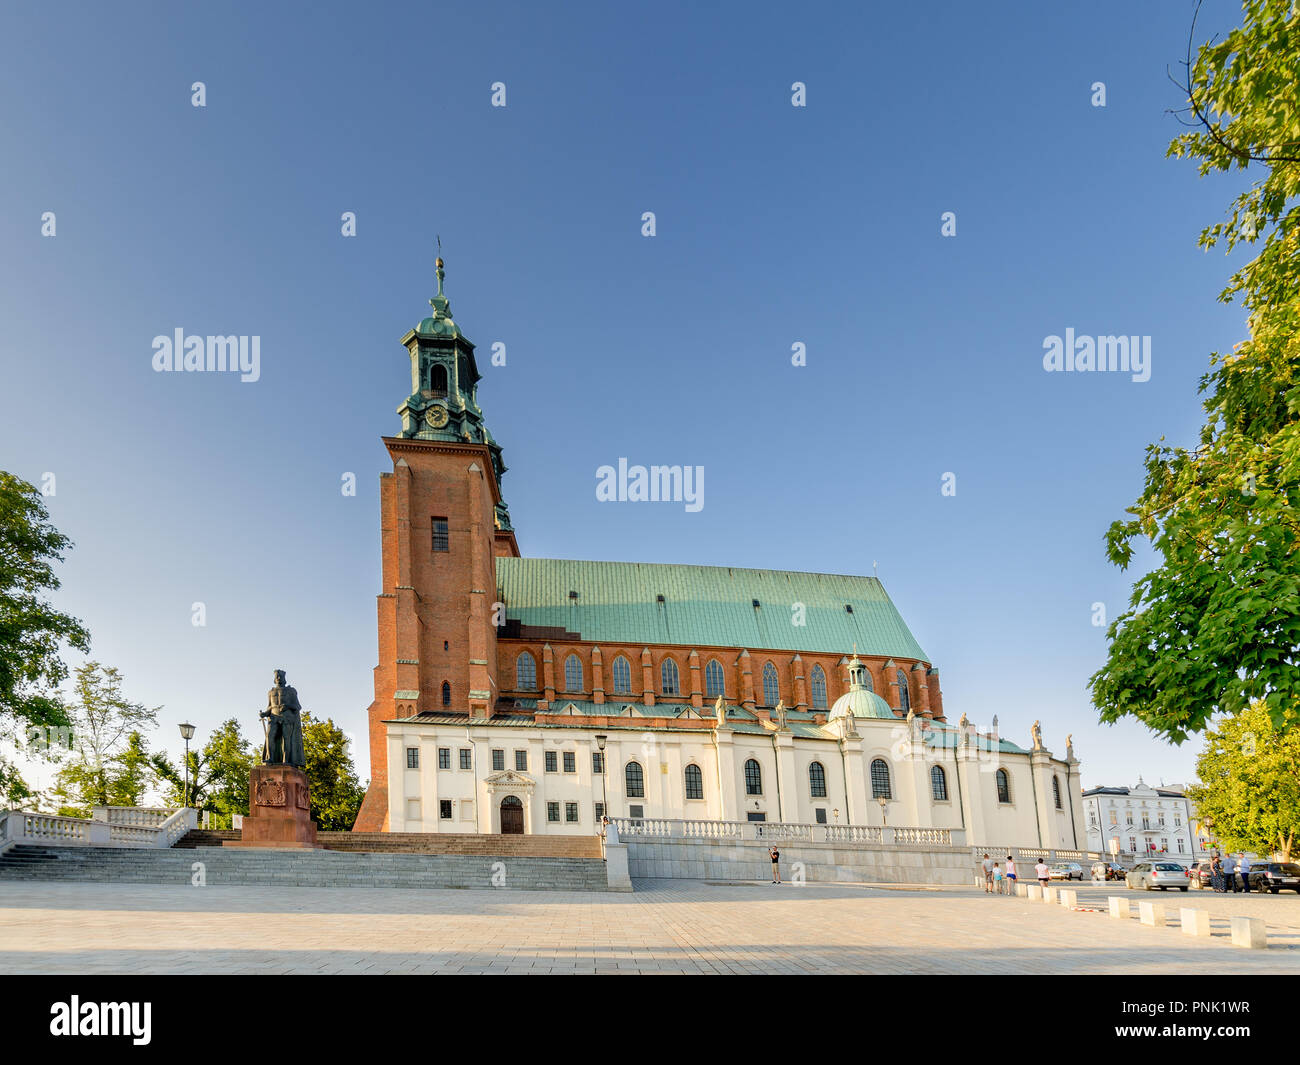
[1247,862,1300,894]
[1125,861,1190,891]
[1048,862,1084,880]
[1187,860,1216,888]
[1091,861,1128,881]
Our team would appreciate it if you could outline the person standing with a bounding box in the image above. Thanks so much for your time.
[993,863,1004,894]
[1035,858,1050,889]
[981,853,994,893]
[1005,855,1017,891]
[1238,854,1251,893]
[1224,854,1239,892]
[769,845,781,884]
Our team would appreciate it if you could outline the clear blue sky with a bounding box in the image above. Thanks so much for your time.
[0,1,1252,793]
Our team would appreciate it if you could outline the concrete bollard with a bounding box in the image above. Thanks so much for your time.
[1229,916,1267,949]
[1027,884,1042,900]
[1042,886,1056,903]
[1139,901,1166,927]
[1016,882,1028,898]
[1058,888,1078,908]
[1108,896,1130,919]
[1180,908,1211,937]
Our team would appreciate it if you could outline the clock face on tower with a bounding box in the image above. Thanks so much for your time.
[425,405,449,429]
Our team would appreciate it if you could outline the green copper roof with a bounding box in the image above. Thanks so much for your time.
[495,558,930,660]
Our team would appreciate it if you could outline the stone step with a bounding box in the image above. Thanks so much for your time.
[0,845,607,891]
[174,829,601,859]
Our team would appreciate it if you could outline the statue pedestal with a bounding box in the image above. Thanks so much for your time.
[226,765,320,849]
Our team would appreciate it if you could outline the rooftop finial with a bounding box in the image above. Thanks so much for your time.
[435,235,445,298]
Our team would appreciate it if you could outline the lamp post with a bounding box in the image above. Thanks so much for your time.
[595,734,608,820]
[878,795,888,827]
[833,808,840,824]
[178,722,196,808]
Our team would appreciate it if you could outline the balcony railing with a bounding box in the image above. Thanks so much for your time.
[611,817,960,847]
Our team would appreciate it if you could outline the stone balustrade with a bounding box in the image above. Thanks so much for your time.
[92,806,175,827]
[1,807,197,851]
[611,817,958,846]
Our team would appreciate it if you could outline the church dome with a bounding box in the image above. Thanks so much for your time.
[828,687,895,721]
[828,652,896,721]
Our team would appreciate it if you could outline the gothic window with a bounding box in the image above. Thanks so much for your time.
[625,761,644,798]
[705,659,725,699]
[515,652,537,690]
[1052,775,1062,809]
[611,655,632,693]
[896,668,910,712]
[996,769,1012,804]
[660,658,680,696]
[684,764,704,800]
[564,654,583,692]
[870,759,892,799]
[810,665,828,710]
[931,765,948,801]
[430,363,448,393]
[861,668,874,692]
[744,758,763,795]
[762,662,780,706]
[809,761,827,798]
[441,681,451,707]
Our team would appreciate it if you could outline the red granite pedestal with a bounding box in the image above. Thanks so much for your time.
[225,764,320,849]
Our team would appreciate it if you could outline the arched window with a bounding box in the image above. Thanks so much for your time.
[996,768,1012,804]
[441,681,451,707]
[564,653,582,692]
[660,658,679,695]
[809,761,827,798]
[611,655,632,693]
[684,764,704,800]
[870,759,892,799]
[810,665,828,710]
[931,764,948,801]
[625,761,644,798]
[744,758,763,795]
[896,668,910,713]
[704,659,725,699]
[515,652,536,690]
[430,363,448,393]
[762,662,780,706]
[861,668,874,693]
[1052,775,1062,809]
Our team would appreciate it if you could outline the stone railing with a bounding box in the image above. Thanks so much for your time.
[92,806,175,827]
[0,807,198,851]
[613,817,960,847]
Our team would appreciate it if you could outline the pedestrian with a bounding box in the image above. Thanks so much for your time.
[1035,858,1050,888]
[993,863,1004,894]
[981,853,994,893]
[1005,854,1017,890]
[769,844,781,884]
[1210,855,1224,893]
[1238,854,1251,893]
[1224,854,1239,892]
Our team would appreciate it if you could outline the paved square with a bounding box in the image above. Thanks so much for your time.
[0,879,1296,974]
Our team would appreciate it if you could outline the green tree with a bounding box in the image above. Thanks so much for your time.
[302,713,365,830]
[0,472,91,795]
[106,731,155,807]
[51,663,158,816]
[1090,0,1300,742]
[151,718,256,825]
[1185,702,1300,859]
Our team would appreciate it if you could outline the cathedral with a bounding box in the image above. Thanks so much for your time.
[353,261,1085,849]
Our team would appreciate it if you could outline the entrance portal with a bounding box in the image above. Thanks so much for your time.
[500,795,524,834]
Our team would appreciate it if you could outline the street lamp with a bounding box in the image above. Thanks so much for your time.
[178,722,195,808]
[595,734,608,820]
[833,808,840,824]
[877,795,888,827]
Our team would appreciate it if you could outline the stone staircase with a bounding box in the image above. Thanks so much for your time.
[173,829,602,859]
[0,844,609,892]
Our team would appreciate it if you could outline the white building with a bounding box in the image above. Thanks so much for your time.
[383,655,1087,849]
[1081,780,1212,861]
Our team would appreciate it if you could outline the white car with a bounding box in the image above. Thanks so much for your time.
[1125,861,1190,891]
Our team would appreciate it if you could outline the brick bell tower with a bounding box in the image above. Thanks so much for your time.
[354,256,519,832]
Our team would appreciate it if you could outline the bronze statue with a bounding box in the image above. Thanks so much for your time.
[261,669,306,768]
